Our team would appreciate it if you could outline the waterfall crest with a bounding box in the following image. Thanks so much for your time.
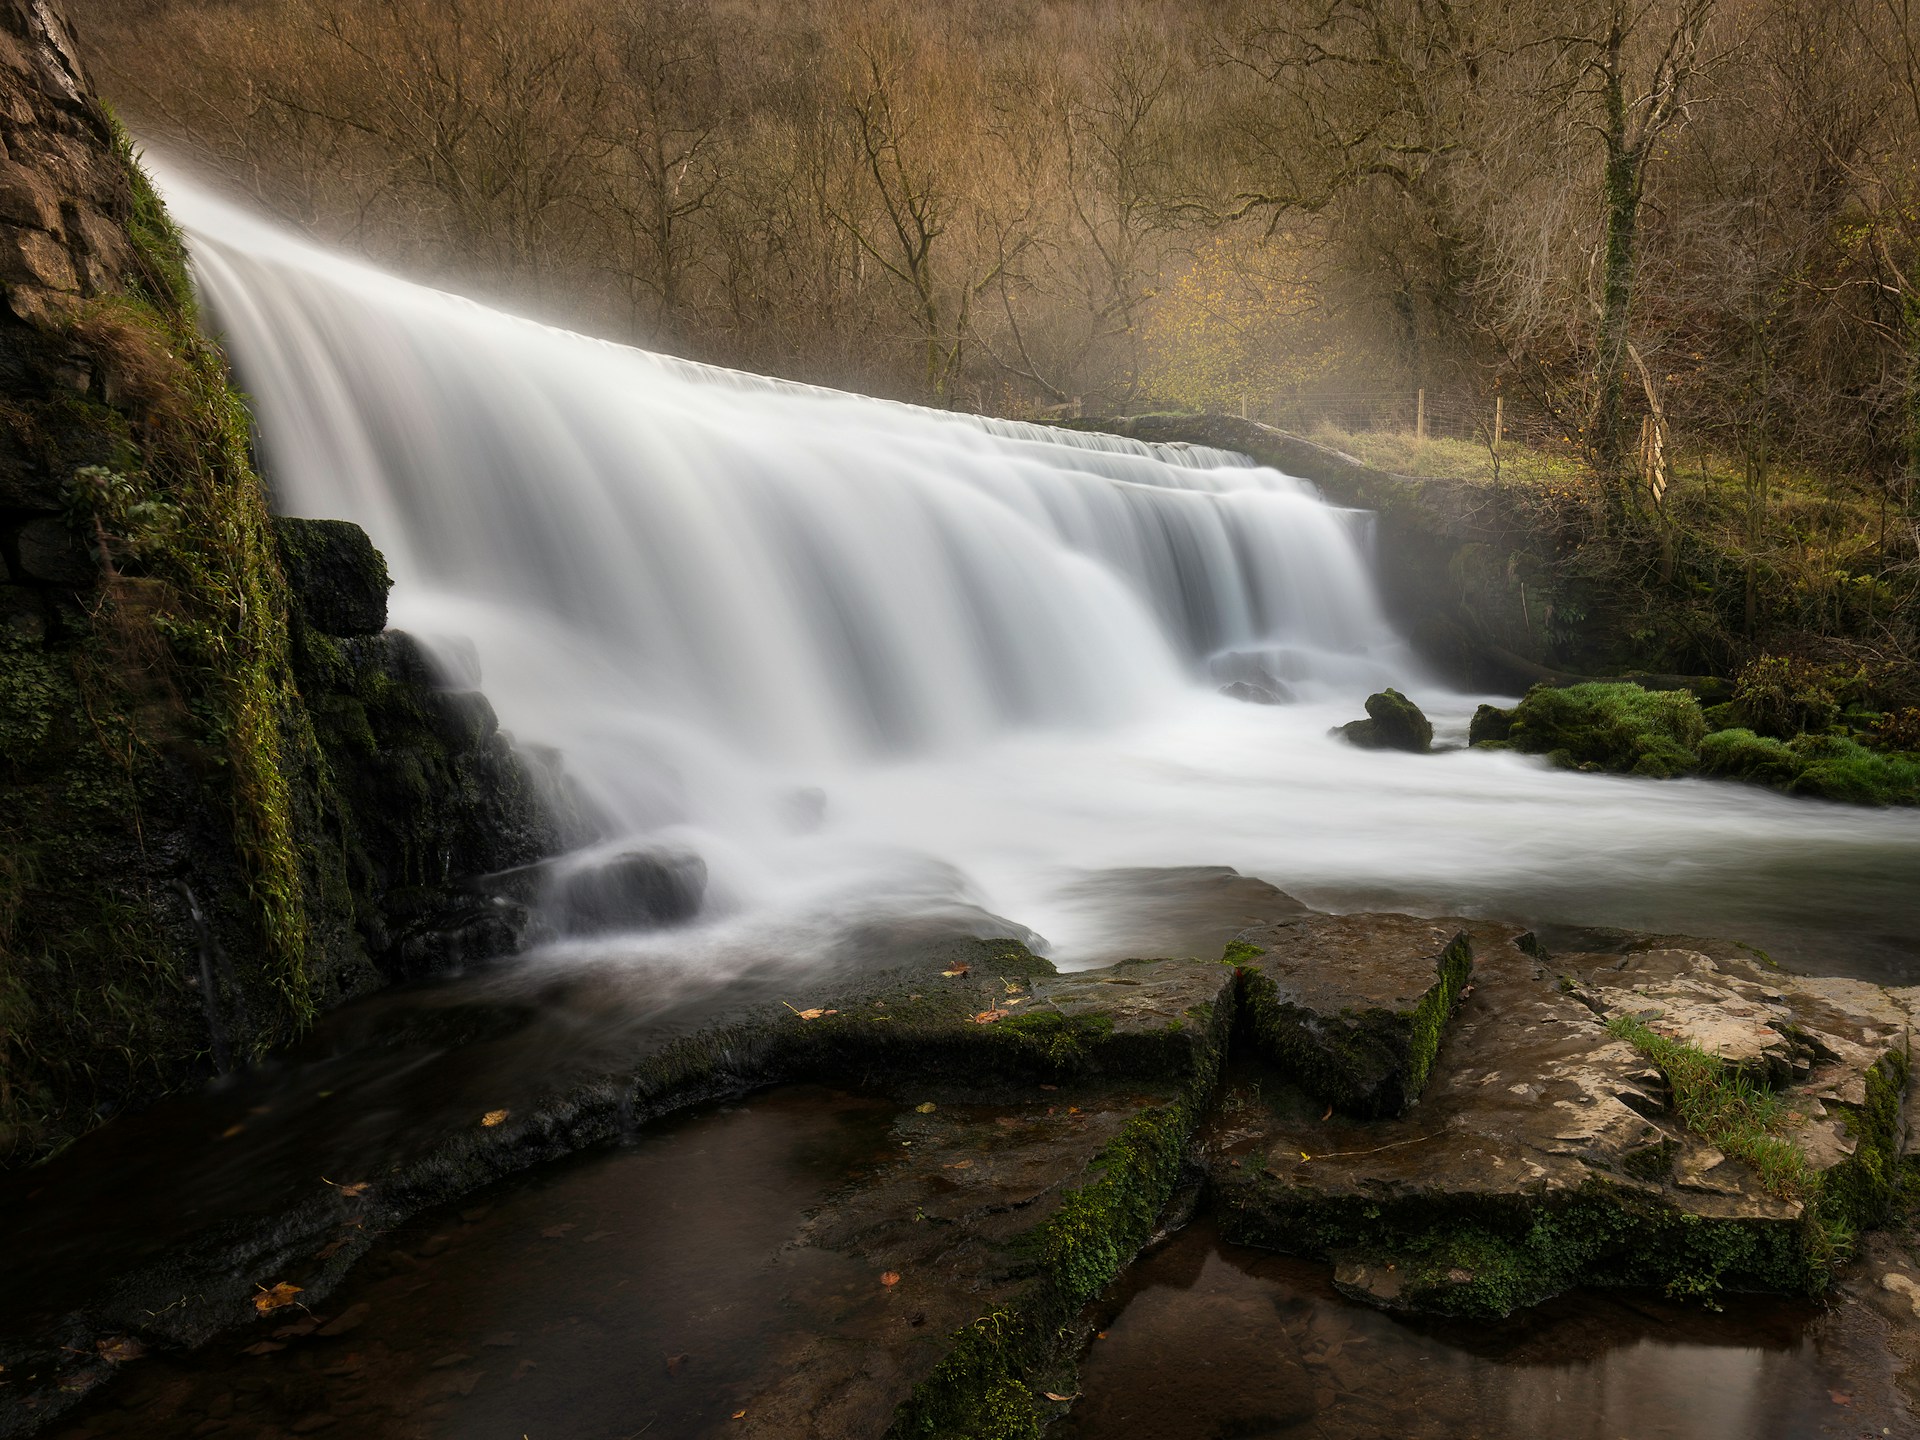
[165,172,1410,774]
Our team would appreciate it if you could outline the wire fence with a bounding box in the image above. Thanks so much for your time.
[1235,388,1580,454]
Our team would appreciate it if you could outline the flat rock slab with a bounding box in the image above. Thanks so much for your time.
[1207,922,1911,1318]
[1230,913,1473,1117]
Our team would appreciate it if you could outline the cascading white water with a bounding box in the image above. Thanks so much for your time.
[156,165,1920,980]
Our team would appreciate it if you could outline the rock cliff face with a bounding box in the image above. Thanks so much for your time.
[0,0,565,1165]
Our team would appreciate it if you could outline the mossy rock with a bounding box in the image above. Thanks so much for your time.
[1228,913,1472,1117]
[1468,702,1514,746]
[1334,688,1433,753]
[1505,681,1705,777]
[273,516,391,637]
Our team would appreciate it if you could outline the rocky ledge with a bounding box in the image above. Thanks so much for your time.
[2,890,1917,1439]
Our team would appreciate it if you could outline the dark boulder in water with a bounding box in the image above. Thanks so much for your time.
[1469,702,1515,746]
[549,848,708,935]
[1211,650,1296,705]
[1335,689,1433,753]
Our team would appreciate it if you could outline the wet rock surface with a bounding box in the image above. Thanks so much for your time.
[1232,912,1472,1117]
[1334,687,1434,752]
[1209,923,1913,1318]
[0,927,1232,1437]
[4,888,1919,1438]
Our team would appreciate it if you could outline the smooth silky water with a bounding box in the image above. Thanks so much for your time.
[23,166,1920,1438]
[158,166,1920,988]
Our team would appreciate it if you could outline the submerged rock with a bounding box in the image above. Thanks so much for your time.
[1211,650,1296,705]
[1334,688,1433,752]
[546,847,708,935]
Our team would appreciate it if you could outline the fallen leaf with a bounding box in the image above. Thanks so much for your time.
[1039,1084,1058,1092]
[96,1338,145,1365]
[325,1179,370,1198]
[313,1239,348,1261]
[221,1124,245,1139]
[941,963,970,977]
[1095,1331,1107,1340]
[944,1159,973,1169]
[1320,1106,1333,1121]
[880,1271,902,1287]
[1300,1151,1312,1161]
[1067,1107,1081,1115]
[972,1010,1007,1024]
[915,1102,937,1113]
[1006,997,1026,1006]
[732,1412,747,1421]
[481,1109,510,1127]
[1002,980,1023,994]
[786,1005,827,1020]
[242,1341,286,1356]
[253,1283,304,1314]
[1043,1392,1079,1402]
[1830,1391,1852,1406]
[665,1352,689,1377]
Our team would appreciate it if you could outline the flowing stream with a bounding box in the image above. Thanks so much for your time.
[157,167,1920,983]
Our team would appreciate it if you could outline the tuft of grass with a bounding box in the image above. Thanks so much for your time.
[1604,1013,1856,1277]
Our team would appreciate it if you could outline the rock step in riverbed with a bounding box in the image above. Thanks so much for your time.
[8,886,1920,1439]
[1209,923,1912,1321]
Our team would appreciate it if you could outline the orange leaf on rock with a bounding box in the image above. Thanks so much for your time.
[731,1412,746,1421]
[253,1282,304,1314]
[940,963,969,977]
[481,1109,509,1127]
[96,1338,145,1365]
[880,1271,901,1287]
[972,1010,1007,1024]
[1043,1392,1079,1402]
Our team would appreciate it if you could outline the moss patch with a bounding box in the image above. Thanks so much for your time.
[890,1099,1199,1440]
[1503,682,1708,777]
[1235,930,1472,1118]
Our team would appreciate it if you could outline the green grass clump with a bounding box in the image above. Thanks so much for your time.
[1602,1013,1907,1283]
[1507,682,1707,777]
[1604,1014,1815,1202]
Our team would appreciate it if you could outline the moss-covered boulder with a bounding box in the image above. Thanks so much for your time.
[272,516,390,637]
[1333,688,1433,753]
[1468,701,1514,746]
[1501,681,1706,777]
[1227,913,1472,1117]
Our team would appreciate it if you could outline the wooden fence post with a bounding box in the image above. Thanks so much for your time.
[1493,395,1503,457]
[1415,388,1427,442]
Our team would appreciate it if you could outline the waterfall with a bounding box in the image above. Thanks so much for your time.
[155,165,1920,979]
